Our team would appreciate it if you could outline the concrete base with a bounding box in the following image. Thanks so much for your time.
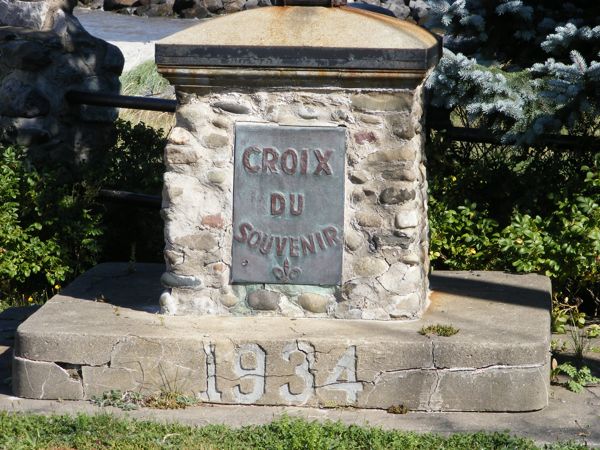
[12,263,551,411]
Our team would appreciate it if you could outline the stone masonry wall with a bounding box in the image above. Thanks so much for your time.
[0,0,124,168]
[160,87,429,320]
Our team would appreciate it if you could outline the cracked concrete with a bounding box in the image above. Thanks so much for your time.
[11,264,551,411]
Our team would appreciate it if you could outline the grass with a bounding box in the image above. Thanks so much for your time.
[118,60,175,132]
[419,323,460,337]
[120,60,170,97]
[0,413,589,450]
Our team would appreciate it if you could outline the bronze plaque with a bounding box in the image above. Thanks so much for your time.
[231,123,345,285]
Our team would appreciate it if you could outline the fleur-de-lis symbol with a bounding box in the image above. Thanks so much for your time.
[273,258,301,283]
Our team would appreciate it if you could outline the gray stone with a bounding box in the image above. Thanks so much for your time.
[207,169,227,184]
[297,105,319,119]
[223,0,245,12]
[395,210,419,229]
[378,262,410,292]
[174,232,218,252]
[0,2,121,168]
[401,251,421,265]
[161,272,203,289]
[212,100,251,114]
[0,80,50,118]
[247,290,280,311]
[380,187,416,205]
[356,113,382,125]
[381,168,417,182]
[103,42,125,75]
[0,0,50,30]
[169,127,193,145]
[355,211,383,228]
[374,233,413,249]
[386,293,421,318]
[409,0,431,20]
[181,4,209,18]
[220,293,239,308]
[351,92,413,112]
[7,40,52,71]
[164,144,200,165]
[277,296,305,317]
[262,284,336,298]
[388,3,411,19]
[205,0,224,12]
[353,258,388,278]
[298,293,328,313]
[203,132,229,149]
[12,357,83,400]
[79,104,118,123]
[14,126,51,146]
[350,170,370,184]
[366,142,417,163]
[345,231,363,251]
[134,4,174,17]
[387,112,415,139]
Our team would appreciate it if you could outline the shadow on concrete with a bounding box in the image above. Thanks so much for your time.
[430,272,550,310]
[0,306,41,396]
[60,263,163,313]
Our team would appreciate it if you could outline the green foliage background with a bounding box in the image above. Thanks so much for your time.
[0,120,165,308]
[425,0,600,316]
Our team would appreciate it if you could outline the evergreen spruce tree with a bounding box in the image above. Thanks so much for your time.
[423,0,600,143]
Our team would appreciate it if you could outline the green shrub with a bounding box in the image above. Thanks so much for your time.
[99,119,166,263]
[429,152,600,315]
[0,120,167,308]
[429,195,500,270]
[0,146,101,305]
[498,164,599,301]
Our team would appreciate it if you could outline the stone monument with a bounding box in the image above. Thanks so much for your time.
[156,4,438,320]
[12,2,551,412]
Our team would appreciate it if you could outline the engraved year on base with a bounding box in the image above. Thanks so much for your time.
[231,124,345,285]
[200,342,362,405]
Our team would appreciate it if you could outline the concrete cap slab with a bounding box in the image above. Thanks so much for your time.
[156,7,440,89]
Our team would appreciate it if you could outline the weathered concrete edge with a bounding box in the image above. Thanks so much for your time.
[11,268,551,411]
[12,354,549,411]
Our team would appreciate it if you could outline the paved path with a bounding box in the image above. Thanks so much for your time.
[74,8,200,71]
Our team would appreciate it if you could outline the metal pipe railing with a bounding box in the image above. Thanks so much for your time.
[98,189,161,209]
[65,91,598,151]
[66,90,177,113]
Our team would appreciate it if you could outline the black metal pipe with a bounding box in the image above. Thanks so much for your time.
[428,123,600,151]
[66,90,177,113]
[98,189,161,209]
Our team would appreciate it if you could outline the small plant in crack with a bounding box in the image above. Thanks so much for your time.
[419,324,459,337]
[91,390,144,411]
[551,362,600,393]
[386,404,408,414]
[91,389,199,410]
